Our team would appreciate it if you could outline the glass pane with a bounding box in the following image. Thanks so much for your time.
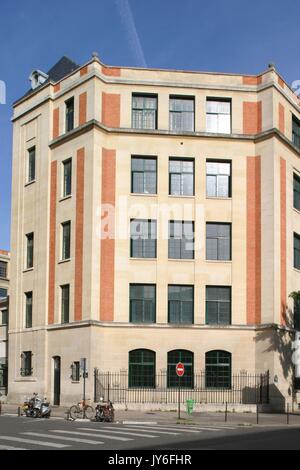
[131,158,144,171]
[181,301,193,323]
[170,174,181,195]
[218,114,231,133]
[206,101,219,113]
[169,160,181,173]
[206,301,218,324]
[169,300,181,323]
[144,172,157,194]
[132,172,144,193]
[206,238,218,260]
[207,175,217,197]
[0,262,7,278]
[182,174,194,196]
[217,175,229,197]
[218,238,230,260]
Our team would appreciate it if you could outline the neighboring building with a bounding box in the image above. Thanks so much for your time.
[7,54,300,407]
[0,250,10,397]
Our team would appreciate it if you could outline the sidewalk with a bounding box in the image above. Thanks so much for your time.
[1,403,300,427]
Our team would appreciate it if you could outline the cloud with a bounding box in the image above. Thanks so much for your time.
[115,0,147,67]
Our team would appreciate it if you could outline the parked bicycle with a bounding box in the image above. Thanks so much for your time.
[69,399,94,420]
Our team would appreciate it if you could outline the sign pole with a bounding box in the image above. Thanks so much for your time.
[178,376,181,420]
[83,358,86,419]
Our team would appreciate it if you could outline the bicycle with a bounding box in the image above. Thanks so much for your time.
[69,399,94,420]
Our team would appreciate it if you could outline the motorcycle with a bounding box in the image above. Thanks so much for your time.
[22,393,51,418]
[95,397,114,422]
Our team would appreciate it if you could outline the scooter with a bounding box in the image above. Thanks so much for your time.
[95,397,114,422]
[22,393,51,418]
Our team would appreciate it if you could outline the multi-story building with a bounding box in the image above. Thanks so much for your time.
[0,250,10,397]
[7,54,300,407]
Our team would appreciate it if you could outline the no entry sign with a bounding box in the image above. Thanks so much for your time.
[176,362,185,377]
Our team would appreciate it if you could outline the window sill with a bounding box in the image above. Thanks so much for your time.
[59,195,72,202]
[0,277,8,281]
[23,267,34,273]
[130,193,158,197]
[15,377,37,382]
[168,195,195,199]
[58,258,71,265]
[71,380,80,384]
[206,259,232,263]
[293,268,300,274]
[168,258,194,262]
[130,257,156,261]
[206,196,232,201]
[24,180,36,188]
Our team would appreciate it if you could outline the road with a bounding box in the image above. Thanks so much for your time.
[0,414,300,450]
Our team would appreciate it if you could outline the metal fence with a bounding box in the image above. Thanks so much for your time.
[94,369,269,405]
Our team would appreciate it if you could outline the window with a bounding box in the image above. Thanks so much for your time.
[294,300,300,331]
[25,291,33,328]
[130,219,157,258]
[294,173,300,211]
[131,156,157,194]
[206,286,231,325]
[21,351,32,377]
[0,362,8,389]
[130,284,156,323]
[65,97,74,132]
[206,160,231,198]
[292,115,300,150]
[206,99,231,134]
[26,233,34,269]
[62,221,71,260]
[294,233,300,270]
[206,223,231,261]
[1,310,8,325]
[167,350,194,388]
[168,285,194,324]
[71,362,80,382]
[129,349,156,388]
[205,350,231,389]
[168,221,194,259]
[61,284,70,324]
[0,261,7,279]
[132,94,157,130]
[63,159,72,197]
[169,158,194,196]
[169,96,195,132]
[27,147,36,183]
[0,288,7,299]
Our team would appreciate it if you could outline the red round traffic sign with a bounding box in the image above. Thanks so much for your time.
[176,362,185,377]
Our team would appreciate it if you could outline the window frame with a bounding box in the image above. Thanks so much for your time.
[169,95,195,132]
[206,222,232,261]
[61,221,71,261]
[62,158,72,197]
[169,157,195,196]
[205,350,232,389]
[71,361,80,382]
[167,349,194,388]
[168,220,195,260]
[1,309,8,326]
[129,349,156,388]
[294,232,300,270]
[0,288,7,300]
[206,159,232,198]
[21,351,33,377]
[206,286,232,325]
[129,284,156,324]
[0,261,7,279]
[130,219,157,259]
[131,156,157,194]
[168,285,194,324]
[65,97,75,133]
[26,232,34,269]
[27,146,36,184]
[292,115,300,150]
[61,284,70,324]
[206,97,232,134]
[25,291,33,329]
[132,93,158,130]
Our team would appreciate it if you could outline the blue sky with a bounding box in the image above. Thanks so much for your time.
[0,0,298,250]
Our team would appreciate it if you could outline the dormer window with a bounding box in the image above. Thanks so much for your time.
[29,70,49,90]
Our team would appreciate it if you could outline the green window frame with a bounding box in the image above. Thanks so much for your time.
[130,219,157,258]
[169,158,194,196]
[129,349,156,388]
[63,158,72,197]
[206,286,231,325]
[167,350,194,388]
[292,115,300,150]
[168,221,194,259]
[205,350,231,389]
[206,223,231,261]
[132,94,158,130]
[65,97,74,132]
[0,261,7,279]
[168,285,194,324]
[25,291,33,328]
[61,284,70,324]
[294,173,300,211]
[26,232,34,269]
[294,233,300,270]
[27,146,36,183]
[131,156,157,194]
[62,221,71,260]
[130,284,156,323]
[169,96,195,132]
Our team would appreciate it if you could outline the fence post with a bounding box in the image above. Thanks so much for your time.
[266,370,270,404]
[256,404,259,424]
[225,402,228,423]
[108,372,110,402]
[93,368,97,403]
[287,403,290,425]
[0,401,2,416]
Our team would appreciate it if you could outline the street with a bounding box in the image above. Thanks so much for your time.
[0,414,300,450]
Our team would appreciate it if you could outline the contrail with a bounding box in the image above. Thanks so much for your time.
[115,0,147,67]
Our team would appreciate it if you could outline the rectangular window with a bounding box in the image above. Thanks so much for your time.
[65,97,74,132]
[169,96,195,132]
[294,233,300,270]
[294,173,300,211]
[132,94,158,130]
[63,159,72,197]
[26,232,34,269]
[0,261,7,279]
[130,284,156,323]
[0,288,7,299]
[71,361,80,381]
[206,160,231,198]
[1,309,8,325]
[206,223,231,261]
[27,147,36,183]
[25,291,33,328]
[294,300,300,331]
[169,158,194,196]
[169,221,194,259]
[168,285,194,324]
[130,220,157,258]
[21,351,32,377]
[62,221,71,260]
[292,115,300,150]
[206,286,231,325]
[131,156,157,194]
[206,99,231,134]
[61,284,70,324]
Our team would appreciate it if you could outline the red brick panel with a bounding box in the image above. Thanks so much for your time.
[247,156,261,325]
[243,76,262,85]
[53,83,60,93]
[101,92,120,128]
[74,148,85,322]
[278,76,285,89]
[101,66,121,77]
[100,148,116,321]
[53,108,60,139]
[48,161,57,324]
[279,103,285,134]
[79,92,87,126]
[243,102,262,135]
[80,66,88,77]
[280,158,287,325]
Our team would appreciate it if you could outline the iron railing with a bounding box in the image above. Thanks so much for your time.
[94,369,269,405]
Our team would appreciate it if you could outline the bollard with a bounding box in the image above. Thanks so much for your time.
[0,401,2,416]
[18,406,21,417]
[66,409,70,421]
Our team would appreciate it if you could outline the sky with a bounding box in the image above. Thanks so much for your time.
[0,0,299,250]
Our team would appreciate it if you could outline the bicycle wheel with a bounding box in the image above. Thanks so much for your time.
[84,405,94,419]
[69,405,82,420]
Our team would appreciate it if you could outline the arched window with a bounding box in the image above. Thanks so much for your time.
[167,350,194,388]
[129,349,155,388]
[205,350,231,389]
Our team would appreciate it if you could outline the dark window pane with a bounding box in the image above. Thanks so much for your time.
[131,220,157,258]
[132,95,157,130]
[26,233,34,269]
[293,116,300,150]
[169,221,194,259]
[294,173,300,211]
[206,223,231,260]
[62,222,71,260]
[168,286,193,324]
[63,159,72,197]
[167,350,194,388]
[21,351,32,377]
[206,286,231,325]
[28,147,36,182]
[0,288,7,299]
[294,233,300,270]
[130,284,156,323]
[25,291,33,328]
[0,261,7,279]
[131,157,157,194]
[169,159,194,196]
[65,98,74,132]
[205,351,231,389]
[61,285,70,324]
[170,97,195,132]
[129,349,155,388]
[1,309,8,325]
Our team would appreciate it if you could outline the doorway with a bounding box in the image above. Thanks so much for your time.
[53,356,61,406]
